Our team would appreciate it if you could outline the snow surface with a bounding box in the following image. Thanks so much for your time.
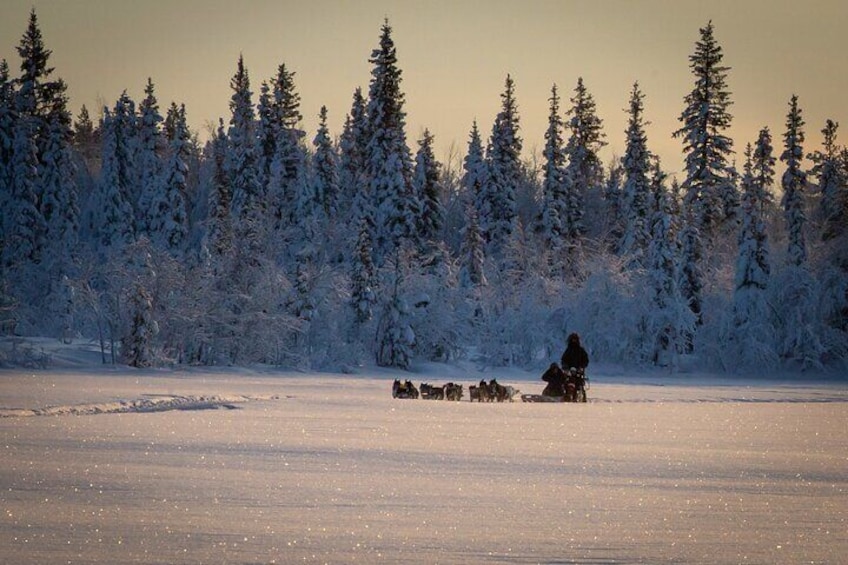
[1,340,846,564]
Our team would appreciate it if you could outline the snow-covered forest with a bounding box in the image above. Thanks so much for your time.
[1,12,846,373]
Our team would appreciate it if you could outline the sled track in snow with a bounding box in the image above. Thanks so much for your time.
[590,395,848,404]
[0,394,281,418]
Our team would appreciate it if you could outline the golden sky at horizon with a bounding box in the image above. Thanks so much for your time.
[2,0,846,178]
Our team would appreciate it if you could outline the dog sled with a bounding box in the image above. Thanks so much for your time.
[521,366,588,403]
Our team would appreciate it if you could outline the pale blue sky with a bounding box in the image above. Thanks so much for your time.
[2,0,846,177]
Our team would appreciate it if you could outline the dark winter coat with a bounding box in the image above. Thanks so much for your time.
[541,363,566,397]
[561,344,589,371]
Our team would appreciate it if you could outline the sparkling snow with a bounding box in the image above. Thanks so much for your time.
[1,343,846,564]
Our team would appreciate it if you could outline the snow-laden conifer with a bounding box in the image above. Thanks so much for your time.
[808,119,844,240]
[375,253,415,369]
[459,203,486,288]
[339,87,368,220]
[735,144,771,295]
[365,20,417,260]
[150,103,189,256]
[350,217,377,325]
[752,127,776,216]
[312,105,339,217]
[267,64,307,230]
[603,161,625,254]
[538,84,567,253]
[0,61,17,262]
[135,78,165,235]
[780,95,807,267]
[562,77,606,245]
[39,88,79,274]
[725,143,776,367]
[678,210,704,344]
[4,104,45,269]
[204,119,233,265]
[256,80,276,186]
[15,8,66,141]
[482,74,521,253]
[645,159,690,365]
[108,92,140,209]
[461,120,488,230]
[122,284,157,368]
[72,104,98,163]
[413,128,443,244]
[619,82,652,264]
[674,21,735,237]
[95,104,136,249]
[225,56,264,253]
[288,254,316,322]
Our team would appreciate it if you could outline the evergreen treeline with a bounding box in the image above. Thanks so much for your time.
[1,14,846,372]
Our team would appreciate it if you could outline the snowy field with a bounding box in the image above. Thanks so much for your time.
[1,340,847,564]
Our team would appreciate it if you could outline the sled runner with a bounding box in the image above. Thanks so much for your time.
[520,393,566,403]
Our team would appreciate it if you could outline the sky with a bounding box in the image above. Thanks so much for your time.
[1,0,846,178]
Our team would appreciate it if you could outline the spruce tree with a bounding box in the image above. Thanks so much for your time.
[339,87,368,220]
[122,284,156,367]
[735,144,771,297]
[413,128,443,244]
[645,159,686,364]
[0,60,14,172]
[73,105,94,139]
[365,19,417,260]
[151,103,189,256]
[836,147,848,243]
[96,105,136,249]
[350,217,377,325]
[267,63,307,229]
[15,10,48,117]
[538,84,567,252]
[272,64,303,136]
[728,146,774,367]
[225,56,263,252]
[752,126,776,216]
[16,8,66,140]
[108,91,140,221]
[288,254,315,322]
[678,210,704,344]
[312,105,339,217]
[808,119,844,240]
[562,77,606,250]
[461,120,488,231]
[205,119,233,265]
[459,204,486,288]
[603,161,625,253]
[0,61,16,266]
[8,9,66,272]
[619,82,652,264]
[375,253,415,369]
[39,85,79,274]
[72,104,98,163]
[255,80,276,185]
[4,100,45,269]
[136,78,165,235]
[482,74,522,253]
[780,95,807,267]
[674,21,735,237]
